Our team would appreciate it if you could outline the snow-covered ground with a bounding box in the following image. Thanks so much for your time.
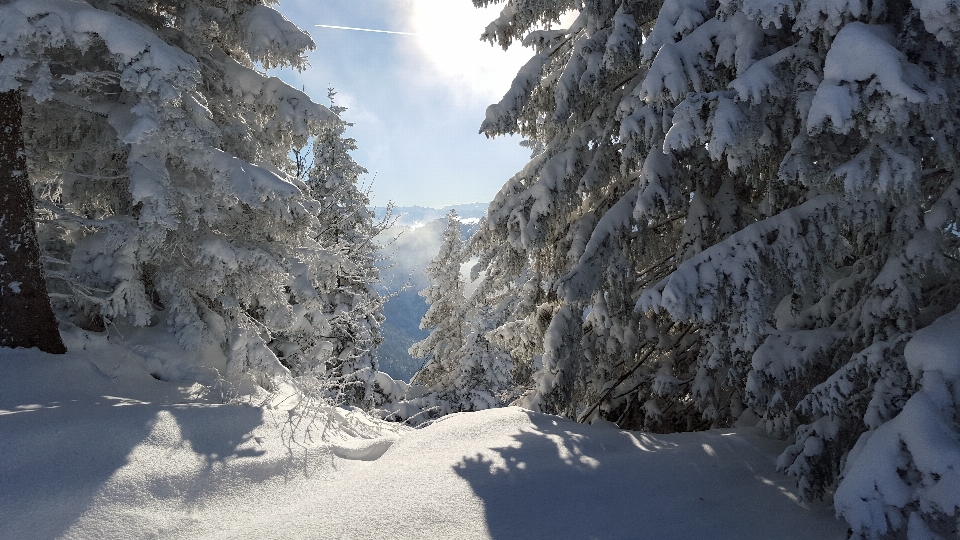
[1,327,846,539]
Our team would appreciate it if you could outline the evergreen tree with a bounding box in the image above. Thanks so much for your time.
[311,92,386,385]
[410,210,468,394]
[0,0,357,388]
[402,211,515,415]
[469,0,960,535]
[450,242,518,410]
[275,89,390,407]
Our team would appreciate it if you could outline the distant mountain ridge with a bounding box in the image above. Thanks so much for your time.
[372,202,488,228]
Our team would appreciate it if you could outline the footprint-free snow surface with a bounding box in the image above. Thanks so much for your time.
[1,340,846,539]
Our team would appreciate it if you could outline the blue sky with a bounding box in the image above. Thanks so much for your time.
[271,0,536,208]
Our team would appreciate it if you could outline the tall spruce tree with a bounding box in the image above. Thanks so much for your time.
[0,0,373,389]
[279,89,390,407]
[467,0,960,536]
[403,214,516,413]
[410,210,468,393]
[447,242,518,410]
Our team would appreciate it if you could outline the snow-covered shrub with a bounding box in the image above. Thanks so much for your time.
[464,0,960,535]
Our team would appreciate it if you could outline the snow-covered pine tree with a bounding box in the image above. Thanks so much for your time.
[277,89,390,407]
[404,210,515,415]
[472,0,667,427]
[410,210,468,397]
[471,0,960,536]
[0,0,353,388]
[451,239,519,409]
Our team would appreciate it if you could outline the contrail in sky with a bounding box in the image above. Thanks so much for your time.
[314,24,418,36]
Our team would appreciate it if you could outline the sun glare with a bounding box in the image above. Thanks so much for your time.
[408,1,576,104]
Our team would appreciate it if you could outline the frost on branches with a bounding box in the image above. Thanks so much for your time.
[467,0,960,536]
[393,210,513,422]
[0,0,386,399]
[285,90,390,408]
[410,210,469,392]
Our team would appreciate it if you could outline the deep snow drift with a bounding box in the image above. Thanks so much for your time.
[1,327,845,539]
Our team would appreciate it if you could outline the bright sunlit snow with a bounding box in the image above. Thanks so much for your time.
[1,326,845,539]
[6,1,960,538]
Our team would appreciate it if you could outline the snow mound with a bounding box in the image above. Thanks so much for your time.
[1,338,844,539]
[328,436,397,461]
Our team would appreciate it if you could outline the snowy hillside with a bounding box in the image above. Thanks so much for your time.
[0,331,846,539]
[374,206,484,381]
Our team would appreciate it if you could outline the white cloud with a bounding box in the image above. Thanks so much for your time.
[271,0,578,208]
[332,90,383,128]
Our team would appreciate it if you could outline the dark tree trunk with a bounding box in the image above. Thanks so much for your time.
[0,79,66,354]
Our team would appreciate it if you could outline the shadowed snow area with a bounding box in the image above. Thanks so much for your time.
[1,331,846,539]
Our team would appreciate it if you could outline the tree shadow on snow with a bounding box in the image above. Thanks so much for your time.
[452,411,845,540]
[0,392,265,539]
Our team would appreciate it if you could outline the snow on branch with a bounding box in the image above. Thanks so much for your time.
[638,195,838,344]
[0,0,199,96]
[807,23,943,135]
[481,53,549,137]
[241,5,315,70]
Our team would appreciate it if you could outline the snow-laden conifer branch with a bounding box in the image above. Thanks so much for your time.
[454,0,960,535]
[0,0,396,408]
